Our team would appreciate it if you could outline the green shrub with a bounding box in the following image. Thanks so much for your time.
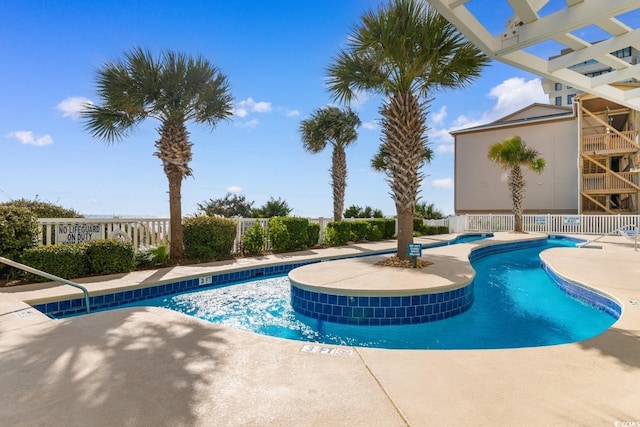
[425,225,437,235]
[268,217,290,252]
[135,245,170,268]
[0,197,81,218]
[85,239,135,275]
[307,223,320,247]
[0,206,39,278]
[438,225,449,234]
[183,215,236,262]
[384,218,396,239]
[242,221,266,255]
[324,221,351,246]
[413,218,428,235]
[21,244,88,281]
[367,221,384,241]
[268,217,309,252]
[349,221,370,241]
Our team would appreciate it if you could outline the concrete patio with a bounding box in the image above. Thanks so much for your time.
[1,232,639,426]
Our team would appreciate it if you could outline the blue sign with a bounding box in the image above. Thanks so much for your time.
[408,243,422,257]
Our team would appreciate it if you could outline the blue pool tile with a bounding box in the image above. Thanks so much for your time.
[369,297,380,307]
[358,297,369,307]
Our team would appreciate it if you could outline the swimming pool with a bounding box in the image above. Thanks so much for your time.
[122,237,618,349]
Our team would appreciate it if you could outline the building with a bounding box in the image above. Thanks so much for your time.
[453,103,578,215]
[452,89,640,216]
[542,46,640,107]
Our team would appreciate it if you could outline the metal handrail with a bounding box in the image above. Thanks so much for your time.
[577,225,638,251]
[0,256,91,313]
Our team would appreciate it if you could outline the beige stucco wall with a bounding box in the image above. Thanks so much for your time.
[454,117,579,214]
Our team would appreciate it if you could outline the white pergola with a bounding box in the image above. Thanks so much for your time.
[427,0,640,109]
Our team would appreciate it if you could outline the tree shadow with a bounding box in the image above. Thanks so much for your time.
[0,307,228,426]
[577,326,640,370]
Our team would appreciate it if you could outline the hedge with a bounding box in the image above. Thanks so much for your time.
[183,215,236,262]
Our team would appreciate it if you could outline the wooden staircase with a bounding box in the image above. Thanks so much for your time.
[580,106,640,214]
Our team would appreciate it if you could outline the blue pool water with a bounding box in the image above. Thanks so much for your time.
[122,238,618,349]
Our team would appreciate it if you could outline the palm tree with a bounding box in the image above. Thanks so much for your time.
[300,106,361,221]
[82,48,233,263]
[327,0,488,259]
[488,135,546,233]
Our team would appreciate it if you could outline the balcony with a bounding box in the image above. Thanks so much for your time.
[582,130,639,155]
[582,171,640,194]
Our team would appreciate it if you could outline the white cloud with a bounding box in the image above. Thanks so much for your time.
[428,77,549,147]
[436,143,455,154]
[286,110,300,117]
[432,105,447,127]
[233,97,272,117]
[432,178,453,189]
[226,186,242,193]
[6,131,53,146]
[56,96,92,119]
[350,90,371,108]
[486,77,548,120]
[235,118,259,129]
[362,121,378,130]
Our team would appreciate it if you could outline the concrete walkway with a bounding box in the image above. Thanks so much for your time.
[1,233,639,426]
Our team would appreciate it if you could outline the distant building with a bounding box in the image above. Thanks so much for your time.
[542,46,640,107]
[452,88,640,216]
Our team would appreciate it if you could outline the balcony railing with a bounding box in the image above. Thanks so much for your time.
[582,171,640,193]
[582,130,639,154]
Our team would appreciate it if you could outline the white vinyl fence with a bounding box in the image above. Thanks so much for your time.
[37,217,337,252]
[38,214,638,253]
[37,218,170,250]
[452,214,640,235]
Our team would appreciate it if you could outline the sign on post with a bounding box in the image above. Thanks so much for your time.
[56,224,103,244]
[408,243,422,269]
[408,243,422,257]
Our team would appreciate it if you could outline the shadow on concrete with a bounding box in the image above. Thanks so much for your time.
[577,326,640,370]
[0,307,227,426]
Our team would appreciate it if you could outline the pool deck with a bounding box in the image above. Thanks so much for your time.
[1,232,639,426]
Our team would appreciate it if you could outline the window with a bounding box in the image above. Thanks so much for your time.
[555,96,562,106]
[567,94,575,104]
[555,83,562,91]
[611,47,631,58]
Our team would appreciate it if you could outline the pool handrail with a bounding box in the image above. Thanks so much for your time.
[0,256,91,313]
[577,224,638,251]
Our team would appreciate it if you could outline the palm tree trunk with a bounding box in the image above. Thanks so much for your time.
[380,91,427,260]
[509,164,525,233]
[331,146,347,222]
[167,169,184,262]
[155,120,193,263]
[396,207,414,259]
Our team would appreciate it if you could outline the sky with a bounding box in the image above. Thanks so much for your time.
[2,0,630,218]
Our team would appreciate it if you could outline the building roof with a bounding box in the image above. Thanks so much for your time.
[450,103,575,135]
